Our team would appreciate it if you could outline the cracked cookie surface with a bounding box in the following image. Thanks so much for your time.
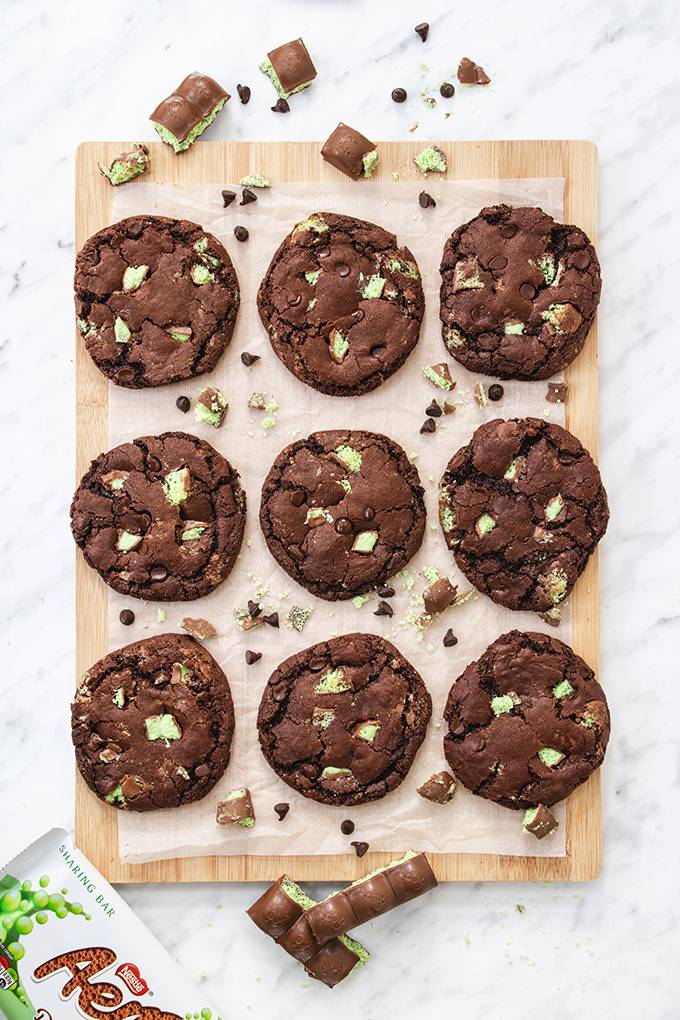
[70,431,246,601]
[439,205,601,379]
[443,630,610,808]
[259,429,426,600]
[72,634,235,811]
[257,212,424,395]
[75,215,240,387]
[439,418,609,612]
[258,633,432,805]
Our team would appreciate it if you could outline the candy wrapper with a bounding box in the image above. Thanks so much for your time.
[0,829,222,1020]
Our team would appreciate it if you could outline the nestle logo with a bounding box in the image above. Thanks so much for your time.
[115,963,150,996]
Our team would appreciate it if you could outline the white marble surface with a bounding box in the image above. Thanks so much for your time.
[2,0,679,1016]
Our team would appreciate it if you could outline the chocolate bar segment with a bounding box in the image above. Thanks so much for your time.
[261,38,317,98]
[306,851,437,946]
[247,875,311,938]
[321,123,379,180]
[523,803,559,839]
[150,73,229,152]
[304,935,368,988]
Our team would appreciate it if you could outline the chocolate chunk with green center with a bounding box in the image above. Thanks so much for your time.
[116,530,142,552]
[98,144,150,186]
[414,145,447,174]
[172,662,190,683]
[523,803,558,839]
[105,783,125,805]
[167,326,193,343]
[329,330,349,363]
[260,38,317,99]
[191,263,214,285]
[333,445,362,472]
[149,73,229,152]
[240,174,273,188]
[353,720,380,742]
[320,766,353,781]
[536,253,557,285]
[417,771,457,804]
[304,269,321,285]
[541,303,583,334]
[216,787,255,827]
[306,507,333,527]
[423,363,454,390]
[292,216,328,236]
[504,320,525,335]
[552,679,574,699]
[352,530,378,554]
[454,261,484,291]
[321,123,377,180]
[537,746,564,767]
[490,693,517,715]
[194,386,228,427]
[545,494,565,521]
[112,687,125,708]
[102,470,129,491]
[145,713,182,743]
[476,513,495,536]
[440,505,456,532]
[315,668,352,694]
[360,274,386,299]
[162,467,191,506]
[312,708,336,729]
[543,568,568,604]
[122,265,149,292]
[114,317,131,343]
[181,524,206,541]
[504,458,523,481]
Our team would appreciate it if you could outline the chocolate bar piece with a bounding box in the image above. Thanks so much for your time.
[216,788,255,827]
[321,123,379,180]
[247,876,368,987]
[98,144,149,186]
[260,38,317,99]
[150,72,229,152]
[523,804,558,839]
[417,771,457,804]
[305,851,437,947]
[423,578,457,615]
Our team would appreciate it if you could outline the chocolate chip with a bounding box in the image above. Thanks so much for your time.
[241,351,260,366]
[237,83,251,105]
[221,190,236,208]
[234,225,249,241]
[351,841,369,857]
[309,657,326,671]
[520,282,536,300]
[377,585,395,598]
[290,489,306,507]
[274,802,290,821]
[501,223,517,238]
[336,518,352,535]
[363,507,375,520]
[317,246,331,258]
[353,309,365,323]
[443,628,458,647]
[426,399,442,417]
[573,250,591,269]
[452,723,465,737]
[469,736,486,752]
[147,455,162,473]
[488,383,504,401]
[440,82,455,98]
[247,600,262,618]
[420,418,436,434]
[414,22,429,42]
[119,609,135,626]
[240,187,257,206]
[374,600,394,618]
[488,255,508,271]
[116,367,136,384]
[150,565,168,582]
[419,190,436,208]
[335,262,350,277]
[340,819,355,835]
[245,650,262,665]
[272,97,290,113]
[175,395,190,413]
[195,763,210,777]
[392,87,407,103]
[263,612,279,628]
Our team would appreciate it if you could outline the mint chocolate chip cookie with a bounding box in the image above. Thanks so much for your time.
[75,215,240,387]
[72,634,235,811]
[257,213,424,395]
[259,430,426,600]
[443,630,610,809]
[258,634,432,806]
[438,418,609,612]
[70,431,246,601]
[439,205,601,379]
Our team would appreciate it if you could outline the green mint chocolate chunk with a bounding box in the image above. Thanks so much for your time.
[335,445,362,472]
[162,467,190,506]
[330,329,349,362]
[98,146,149,186]
[114,317,131,344]
[112,687,125,708]
[280,878,316,910]
[312,708,336,729]
[536,253,556,285]
[304,269,321,285]
[181,526,206,541]
[454,262,484,291]
[445,326,465,348]
[105,784,125,805]
[523,806,538,828]
[423,365,453,390]
[414,145,447,173]
[362,149,379,177]
[117,530,142,552]
[145,713,182,742]
[259,58,313,99]
[545,568,568,604]
[315,668,352,694]
[339,478,352,494]
[352,530,378,553]
[504,458,521,481]
[476,513,495,536]
[504,320,525,335]
[152,97,226,153]
[441,506,456,532]
[545,494,564,521]
[320,767,353,779]
[194,237,209,253]
[491,694,515,715]
[293,216,328,236]
[356,722,380,742]
[191,263,214,285]
[288,605,312,631]
[352,594,369,608]
[538,747,563,767]
[581,712,594,728]
[122,265,149,292]
[167,326,193,343]
[360,274,385,299]
[240,174,272,188]
[306,507,333,524]
[553,679,574,699]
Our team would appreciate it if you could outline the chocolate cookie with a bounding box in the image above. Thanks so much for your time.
[70,431,246,601]
[439,205,601,379]
[439,418,609,612]
[258,634,432,805]
[72,634,235,811]
[260,430,426,600]
[257,213,424,395]
[75,215,240,387]
[443,630,610,808]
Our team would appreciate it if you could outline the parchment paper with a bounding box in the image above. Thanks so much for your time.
[106,176,570,862]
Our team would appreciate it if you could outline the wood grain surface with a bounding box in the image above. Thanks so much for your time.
[75,139,601,882]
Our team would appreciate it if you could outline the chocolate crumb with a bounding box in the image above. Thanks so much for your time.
[546,382,568,404]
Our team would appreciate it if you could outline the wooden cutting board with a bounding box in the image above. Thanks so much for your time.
[75,139,601,882]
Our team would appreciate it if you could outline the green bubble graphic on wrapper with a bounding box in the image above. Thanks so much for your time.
[0,873,91,1020]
